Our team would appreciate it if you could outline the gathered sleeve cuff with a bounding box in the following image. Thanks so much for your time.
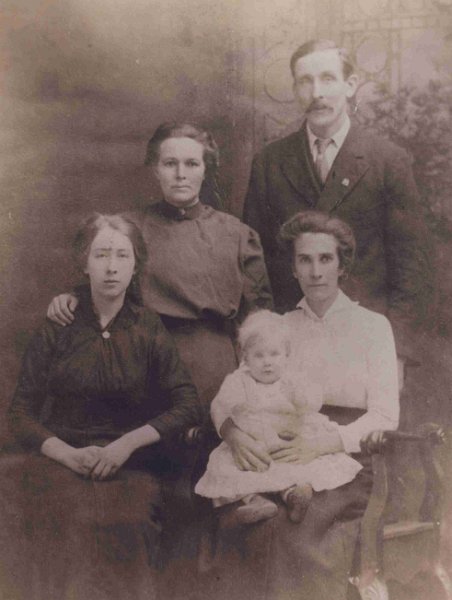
[210,370,247,437]
[337,315,400,454]
[146,316,205,440]
[238,225,273,318]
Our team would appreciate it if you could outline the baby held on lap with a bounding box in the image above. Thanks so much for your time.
[195,310,362,526]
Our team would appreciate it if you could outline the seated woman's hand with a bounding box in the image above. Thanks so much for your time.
[64,446,102,476]
[41,437,101,476]
[269,429,344,464]
[47,293,78,326]
[268,431,320,465]
[220,419,271,472]
[90,438,135,480]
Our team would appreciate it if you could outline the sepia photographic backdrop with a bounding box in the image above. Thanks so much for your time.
[1,0,452,586]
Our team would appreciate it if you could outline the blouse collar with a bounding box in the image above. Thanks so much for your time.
[296,289,358,322]
[76,284,141,331]
[154,199,207,221]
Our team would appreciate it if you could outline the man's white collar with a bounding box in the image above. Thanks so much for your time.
[307,114,351,152]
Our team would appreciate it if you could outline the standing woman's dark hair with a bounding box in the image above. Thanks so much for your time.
[144,122,219,174]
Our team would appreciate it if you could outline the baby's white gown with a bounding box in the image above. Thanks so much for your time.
[195,368,362,500]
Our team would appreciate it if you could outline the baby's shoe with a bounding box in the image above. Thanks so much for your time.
[234,494,278,525]
[284,484,313,523]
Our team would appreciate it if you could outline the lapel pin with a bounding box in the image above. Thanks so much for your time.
[341,178,350,187]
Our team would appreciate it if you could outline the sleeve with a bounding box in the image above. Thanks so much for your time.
[238,224,274,318]
[210,371,247,436]
[383,147,435,361]
[8,322,60,450]
[146,316,205,440]
[338,315,400,454]
[242,153,277,257]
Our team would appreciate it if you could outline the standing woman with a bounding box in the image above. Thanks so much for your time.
[140,123,273,404]
[49,122,273,406]
[1,214,203,600]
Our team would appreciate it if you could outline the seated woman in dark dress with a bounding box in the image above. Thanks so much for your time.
[0,213,203,600]
[202,211,399,600]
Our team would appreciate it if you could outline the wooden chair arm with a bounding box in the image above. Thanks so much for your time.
[183,426,204,446]
[166,425,220,516]
[182,424,220,448]
[358,423,447,585]
[360,423,446,454]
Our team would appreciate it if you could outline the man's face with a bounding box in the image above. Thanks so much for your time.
[292,48,358,138]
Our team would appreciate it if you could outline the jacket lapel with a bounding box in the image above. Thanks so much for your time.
[280,125,320,206]
[316,123,370,213]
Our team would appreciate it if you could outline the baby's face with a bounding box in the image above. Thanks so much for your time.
[245,337,287,384]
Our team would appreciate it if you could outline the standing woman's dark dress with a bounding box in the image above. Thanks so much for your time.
[0,290,202,600]
[139,200,273,406]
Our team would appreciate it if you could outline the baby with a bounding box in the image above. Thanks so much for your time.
[195,310,362,525]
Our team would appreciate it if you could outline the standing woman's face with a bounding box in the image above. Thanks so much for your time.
[292,232,343,317]
[154,137,206,208]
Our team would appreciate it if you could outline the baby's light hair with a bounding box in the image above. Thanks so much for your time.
[238,310,290,357]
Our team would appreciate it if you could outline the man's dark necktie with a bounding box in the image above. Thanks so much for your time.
[314,137,333,185]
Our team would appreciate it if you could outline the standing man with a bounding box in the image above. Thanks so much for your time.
[243,39,433,375]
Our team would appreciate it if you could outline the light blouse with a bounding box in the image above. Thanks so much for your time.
[284,290,399,453]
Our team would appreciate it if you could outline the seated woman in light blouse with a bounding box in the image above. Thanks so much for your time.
[207,211,399,600]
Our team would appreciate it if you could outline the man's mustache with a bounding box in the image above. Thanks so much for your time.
[307,102,330,112]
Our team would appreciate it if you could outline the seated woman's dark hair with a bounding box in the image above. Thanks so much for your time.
[279,210,356,276]
[73,213,148,275]
[144,122,220,176]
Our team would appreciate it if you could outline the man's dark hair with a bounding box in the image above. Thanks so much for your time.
[290,39,356,80]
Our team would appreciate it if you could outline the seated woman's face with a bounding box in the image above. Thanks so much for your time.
[85,225,136,301]
[153,136,206,208]
[292,232,343,312]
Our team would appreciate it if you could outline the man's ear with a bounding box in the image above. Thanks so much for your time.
[345,74,359,99]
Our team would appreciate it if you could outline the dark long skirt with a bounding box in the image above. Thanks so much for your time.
[158,318,237,600]
[160,317,238,407]
[0,452,162,600]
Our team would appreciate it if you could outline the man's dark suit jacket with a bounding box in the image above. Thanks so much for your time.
[243,121,433,360]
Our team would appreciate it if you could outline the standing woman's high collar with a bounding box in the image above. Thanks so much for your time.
[154,200,206,221]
